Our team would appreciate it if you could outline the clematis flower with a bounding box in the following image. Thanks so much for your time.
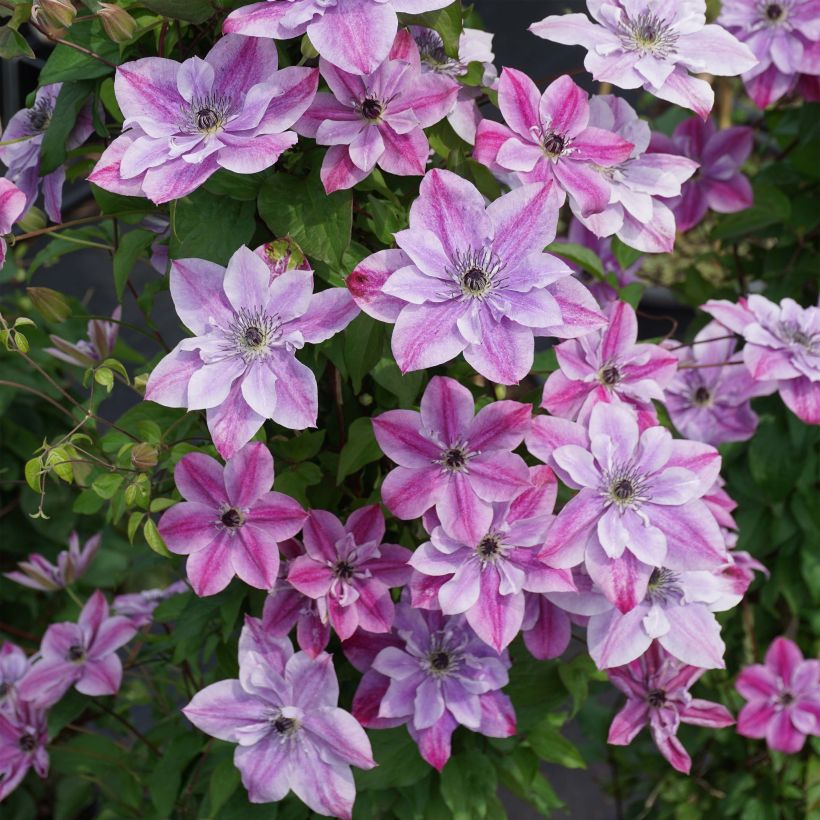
[295,31,457,192]
[88,36,318,204]
[348,169,605,382]
[718,0,820,109]
[607,643,734,773]
[5,531,101,592]
[473,70,635,218]
[526,403,727,590]
[158,443,307,597]
[145,245,358,457]
[260,539,331,658]
[664,321,775,445]
[361,603,515,770]
[703,295,820,425]
[0,702,49,802]
[0,644,30,715]
[372,375,531,543]
[112,580,189,628]
[0,84,94,222]
[409,466,575,652]
[0,179,26,270]
[649,117,754,232]
[572,95,699,252]
[183,632,375,817]
[223,0,453,76]
[287,505,412,639]
[45,308,121,369]
[520,594,573,661]
[541,300,678,430]
[530,0,757,119]
[18,591,137,708]
[586,565,738,669]
[736,637,820,753]
[411,25,498,144]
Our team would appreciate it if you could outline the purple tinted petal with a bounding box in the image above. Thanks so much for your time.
[186,533,235,596]
[420,377,474,446]
[75,654,122,697]
[224,442,274,508]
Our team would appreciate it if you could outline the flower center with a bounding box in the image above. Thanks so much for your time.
[67,644,85,663]
[621,10,678,57]
[414,28,466,76]
[441,446,468,472]
[599,365,621,387]
[613,479,634,500]
[272,715,299,737]
[430,651,450,671]
[228,307,282,361]
[647,688,667,708]
[603,465,649,511]
[333,560,355,580]
[28,99,52,134]
[0,683,8,699]
[543,132,566,155]
[693,386,712,406]
[777,691,795,706]
[18,733,36,753]
[426,645,458,677]
[451,248,504,299]
[196,107,219,131]
[644,567,683,604]
[220,508,243,529]
[188,94,231,134]
[476,533,503,562]
[765,3,784,21]
[360,97,383,120]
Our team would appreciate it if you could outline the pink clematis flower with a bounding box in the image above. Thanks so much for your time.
[703,295,820,425]
[0,644,31,715]
[0,84,94,222]
[473,70,635,218]
[18,591,137,708]
[520,593,574,661]
[45,308,121,369]
[409,467,575,652]
[573,95,699,252]
[223,0,453,76]
[295,31,457,193]
[358,603,516,771]
[718,0,820,109]
[649,117,754,232]
[736,637,820,753]
[541,299,678,429]
[664,321,775,445]
[0,702,49,802]
[607,643,734,773]
[372,375,531,543]
[261,539,331,658]
[158,443,307,597]
[145,245,358,458]
[183,626,375,817]
[5,531,101,592]
[411,25,498,144]
[0,179,26,270]
[88,36,318,204]
[112,580,189,629]
[530,0,757,119]
[526,403,728,596]
[348,169,605,383]
[586,564,740,670]
[287,505,412,640]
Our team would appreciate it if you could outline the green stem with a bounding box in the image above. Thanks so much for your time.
[65,586,85,608]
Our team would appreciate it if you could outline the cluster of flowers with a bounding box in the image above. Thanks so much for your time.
[2,0,820,815]
[1,532,185,800]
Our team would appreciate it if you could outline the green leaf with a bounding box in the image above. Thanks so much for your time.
[40,82,93,175]
[355,728,430,791]
[547,241,605,279]
[113,228,155,300]
[209,754,241,816]
[711,185,792,241]
[148,735,203,816]
[0,25,35,59]
[169,189,256,265]
[143,517,171,557]
[91,472,123,498]
[138,0,215,23]
[258,168,353,265]
[336,417,382,483]
[25,457,43,492]
[47,690,89,741]
[401,1,463,57]
[372,358,424,406]
[344,314,385,393]
[270,430,325,463]
[527,719,586,769]
[439,749,498,820]
[39,22,119,85]
[611,235,643,270]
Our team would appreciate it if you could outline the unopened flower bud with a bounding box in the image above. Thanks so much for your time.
[27,287,71,323]
[97,3,136,43]
[32,0,77,33]
[131,443,158,471]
